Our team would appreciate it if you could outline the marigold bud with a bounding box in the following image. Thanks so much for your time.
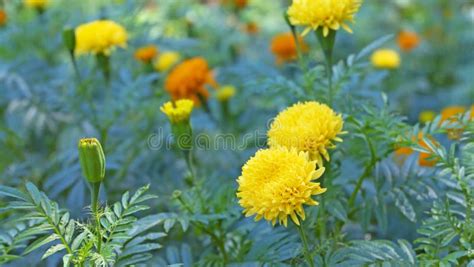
[62,27,76,53]
[78,138,106,183]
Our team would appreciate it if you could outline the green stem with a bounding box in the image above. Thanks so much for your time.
[91,182,102,253]
[183,150,207,213]
[348,132,377,209]
[296,223,314,267]
[315,30,336,106]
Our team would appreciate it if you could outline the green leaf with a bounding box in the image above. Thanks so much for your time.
[42,244,66,259]
[0,186,27,201]
[23,234,59,255]
[26,183,42,205]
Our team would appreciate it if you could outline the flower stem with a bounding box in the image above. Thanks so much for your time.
[315,30,336,106]
[91,182,102,253]
[296,223,314,267]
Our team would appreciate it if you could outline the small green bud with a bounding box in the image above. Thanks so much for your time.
[62,27,76,54]
[172,190,182,199]
[78,138,106,183]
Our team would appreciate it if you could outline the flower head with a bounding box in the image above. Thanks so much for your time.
[75,20,128,55]
[216,85,236,101]
[165,57,217,105]
[237,147,326,226]
[287,0,362,36]
[419,110,436,124]
[370,49,401,69]
[244,22,259,35]
[78,138,106,184]
[134,45,158,63]
[154,51,181,72]
[440,106,467,140]
[0,9,7,26]
[397,31,421,52]
[268,101,344,165]
[270,32,308,64]
[24,0,49,9]
[160,99,194,124]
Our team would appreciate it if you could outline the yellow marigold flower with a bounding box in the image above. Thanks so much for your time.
[370,49,401,69]
[419,110,436,124]
[287,0,362,37]
[270,32,308,65]
[24,0,49,9]
[134,45,158,63]
[216,85,236,101]
[165,57,217,105]
[154,51,181,72]
[160,99,194,124]
[75,20,128,55]
[397,31,421,52]
[470,105,474,121]
[0,9,7,26]
[236,147,326,227]
[268,101,344,165]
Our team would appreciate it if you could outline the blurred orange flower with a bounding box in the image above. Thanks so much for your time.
[0,9,7,26]
[134,45,158,63]
[244,22,259,35]
[235,0,248,9]
[397,31,420,52]
[394,133,439,167]
[165,57,217,105]
[270,32,308,65]
[440,106,467,140]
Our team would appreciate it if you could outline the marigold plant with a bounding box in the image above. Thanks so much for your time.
[236,147,326,227]
[268,101,344,165]
[370,49,401,69]
[287,0,362,36]
[165,57,217,105]
[134,45,158,63]
[270,32,308,64]
[75,20,128,55]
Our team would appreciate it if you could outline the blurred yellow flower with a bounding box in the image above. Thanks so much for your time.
[268,101,344,165]
[75,20,128,55]
[24,0,49,9]
[160,99,194,124]
[470,105,474,120]
[165,57,217,105]
[134,45,158,63]
[0,9,7,26]
[287,0,362,36]
[154,51,181,72]
[270,32,308,65]
[397,31,421,52]
[236,147,326,227]
[216,85,236,101]
[419,110,436,124]
[370,49,400,69]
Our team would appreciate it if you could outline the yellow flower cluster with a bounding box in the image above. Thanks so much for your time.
[287,0,363,37]
[160,99,194,124]
[216,85,236,101]
[370,49,400,69]
[24,0,49,9]
[237,147,326,226]
[75,20,128,55]
[268,101,344,165]
[154,51,181,72]
[237,101,344,227]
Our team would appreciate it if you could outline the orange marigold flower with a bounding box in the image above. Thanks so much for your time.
[165,57,217,105]
[270,32,308,65]
[134,45,158,63]
[440,106,467,140]
[235,0,248,9]
[394,133,439,167]
[244,22,259,35]
[397,31,421,52]
[0,9,7,26]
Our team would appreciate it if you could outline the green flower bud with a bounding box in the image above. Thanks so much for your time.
[62,27,76,54]
[78,138,106,183]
